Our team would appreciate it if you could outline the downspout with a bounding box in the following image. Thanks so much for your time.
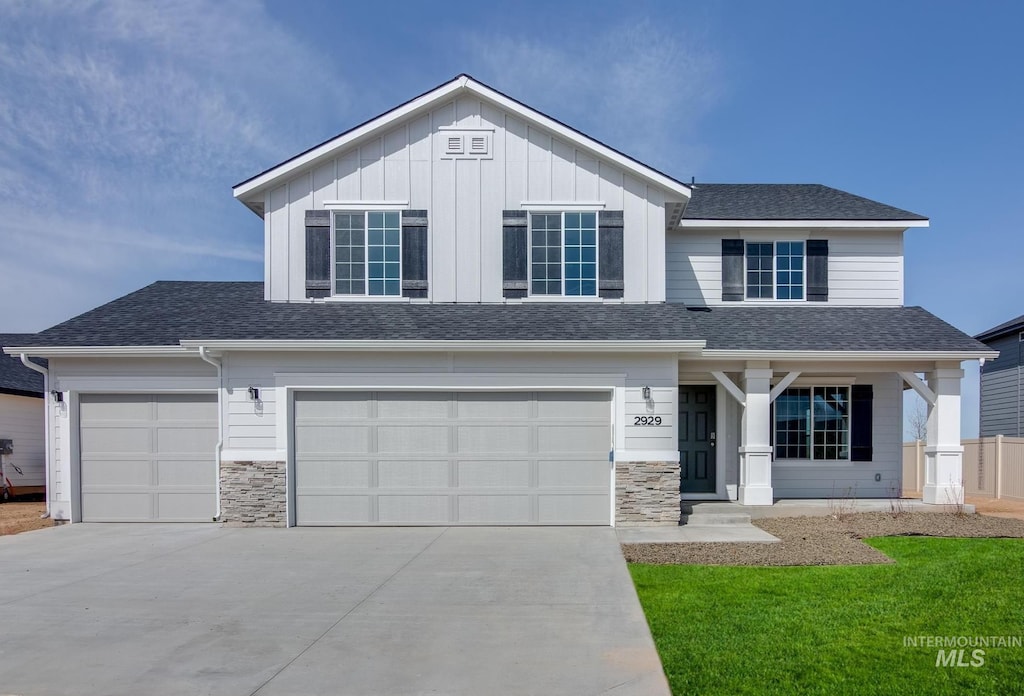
[19,354,51,518]
[198,347,224,522]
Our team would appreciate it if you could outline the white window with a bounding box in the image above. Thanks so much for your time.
[774,386,850,460]
[746,241,805,300]
[333,211,401,296]
[529,212,598,296]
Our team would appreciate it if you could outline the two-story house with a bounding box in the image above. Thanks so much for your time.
[5,75,994,526]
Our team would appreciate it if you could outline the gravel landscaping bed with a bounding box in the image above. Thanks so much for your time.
[623,512,1024,566]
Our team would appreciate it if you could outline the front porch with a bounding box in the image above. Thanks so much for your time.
[675,358,969,508]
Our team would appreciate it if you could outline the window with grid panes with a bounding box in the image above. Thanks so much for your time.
[773,386,850,460]
[333,211,401,296]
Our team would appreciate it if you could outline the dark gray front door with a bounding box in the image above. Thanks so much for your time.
[679,385,716,494]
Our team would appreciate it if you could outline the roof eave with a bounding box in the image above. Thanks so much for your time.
[2,346,196,358]
[179,339,706,353]
[699,349,996,361]
[678,219,929,229]
[232,75,691,213]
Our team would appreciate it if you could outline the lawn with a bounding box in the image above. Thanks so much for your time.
[630,537,1024,695]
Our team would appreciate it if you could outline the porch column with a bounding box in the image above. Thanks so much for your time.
[922,366,965,505]
[738,366,774,505]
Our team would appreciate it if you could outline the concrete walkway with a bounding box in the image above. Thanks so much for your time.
[0,524,669,696]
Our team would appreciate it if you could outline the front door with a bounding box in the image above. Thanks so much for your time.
[679,385,716,494]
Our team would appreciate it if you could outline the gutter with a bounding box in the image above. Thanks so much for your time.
[699,349,999,361]
[197,347,224,522]
[178,339,707,353]
[19,355,51,519]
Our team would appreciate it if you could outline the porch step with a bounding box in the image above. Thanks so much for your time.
[680,502,752,526]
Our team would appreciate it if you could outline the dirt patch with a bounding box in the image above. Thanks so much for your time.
[622,512,1024,566]
[967,496,1024,520]
[0,501,53,536]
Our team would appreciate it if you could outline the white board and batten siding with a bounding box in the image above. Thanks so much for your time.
[772,373,903,498]
[263,96,671,304]
[0,394,45,489]
[666,229,904,306]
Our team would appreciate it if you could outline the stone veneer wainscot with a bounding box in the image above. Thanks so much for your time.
[220,460,286,527]
[615,461,680,526]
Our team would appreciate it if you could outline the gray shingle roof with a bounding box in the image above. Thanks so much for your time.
[975,315,1024,343]
[0,334,45,396]
[687,306,990,352]
[26,282,703,344]
[683,184,928,221]
[18,282,988,356]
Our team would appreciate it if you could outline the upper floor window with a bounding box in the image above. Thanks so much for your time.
[333,211,401,296]
[530,212,598,296]
[745,241,804,300]
[774,386,850,460]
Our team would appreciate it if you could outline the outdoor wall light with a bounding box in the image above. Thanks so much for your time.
[50,390,63,403]
[641,385,651,400]
[248,386,260,401]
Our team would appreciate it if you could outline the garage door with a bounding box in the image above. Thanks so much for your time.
[293,391,611,525]
[79,394,217,522]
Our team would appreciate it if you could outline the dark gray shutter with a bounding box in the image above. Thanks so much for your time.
[401,210,428,299]
[806,239,828,302]
[502,210,528,298]
[598,210,624,299]
[850,384,873,462]
[305,210,331,298]
[721,239,744,302]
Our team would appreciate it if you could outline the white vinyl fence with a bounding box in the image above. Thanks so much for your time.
[902,436,1024,501]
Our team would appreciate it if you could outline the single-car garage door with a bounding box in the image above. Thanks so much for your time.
[79,393,217,522]
[293,391,611,526]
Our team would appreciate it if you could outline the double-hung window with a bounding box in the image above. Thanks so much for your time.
[530,212,598,296]
[745,241,804,300]
[333,211,401,296]
[774,386,850,460]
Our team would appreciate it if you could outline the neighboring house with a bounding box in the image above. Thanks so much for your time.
[976,316,1024,437]
[0,335,46,497]
[4,75,995,526]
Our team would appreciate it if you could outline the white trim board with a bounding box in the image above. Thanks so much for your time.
[182,340,706,353]
[678,219,929,229]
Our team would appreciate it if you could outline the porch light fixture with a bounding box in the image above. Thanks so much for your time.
[50,390,63,403]
[247,386,260,401]
[641,385,651,400]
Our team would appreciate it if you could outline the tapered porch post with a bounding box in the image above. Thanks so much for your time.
[923,366,965,505]
[738,365,774,505]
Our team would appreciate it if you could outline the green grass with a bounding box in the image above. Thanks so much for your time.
[630,538,1024,695]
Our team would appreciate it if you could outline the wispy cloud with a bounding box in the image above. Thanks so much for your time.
[0,0,350,330]
[465,18,720,176]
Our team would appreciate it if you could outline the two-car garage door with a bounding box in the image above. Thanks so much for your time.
[293,391,611,525]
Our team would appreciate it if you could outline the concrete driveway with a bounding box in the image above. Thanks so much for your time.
[0,524,668,695]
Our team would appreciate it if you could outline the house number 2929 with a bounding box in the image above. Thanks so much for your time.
[633,416,662,426]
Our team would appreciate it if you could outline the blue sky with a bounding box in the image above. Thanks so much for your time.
[1,1,1021,437]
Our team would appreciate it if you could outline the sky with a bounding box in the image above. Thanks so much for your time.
[1,0,1021,437]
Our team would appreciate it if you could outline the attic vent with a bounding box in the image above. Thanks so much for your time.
[438,128,494,159]
[446,135,464,155]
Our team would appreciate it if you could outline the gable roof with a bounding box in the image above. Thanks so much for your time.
[0,334,46,397]
[682,184,928,223]
[232,74,691,215]
[975,315,1024,343]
